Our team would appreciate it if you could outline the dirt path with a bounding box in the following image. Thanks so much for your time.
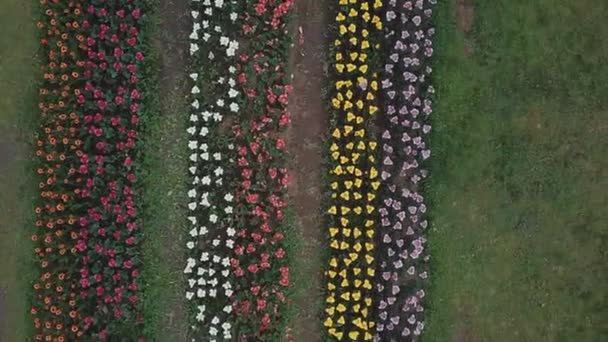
[455,0,475,56]
[287,1,328,341]
[0,287,6,342]
[149,0,190,340]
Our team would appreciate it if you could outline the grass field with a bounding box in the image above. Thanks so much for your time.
[425,0,608,341]
[0,1,37,341]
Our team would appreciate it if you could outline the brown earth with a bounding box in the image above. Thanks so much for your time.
[455,0,475,56]
[452,303,476,342]
[154,0,190,341]
[0,140,16,173]
[286,0,328,341]
[158,0,190,87]
[0,286,6,342]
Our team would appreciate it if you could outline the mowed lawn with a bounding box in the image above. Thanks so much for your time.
[426,0,608,341]
[0,0,37,341]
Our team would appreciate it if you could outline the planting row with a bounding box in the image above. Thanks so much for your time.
[324,0,436,341]
[186,0,294,340]
[324,0,384,340]
[374,0,435,340]
[32,0,146,340]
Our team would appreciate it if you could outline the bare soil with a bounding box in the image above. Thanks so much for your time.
[0,286,6,342]
[158,0,190,87]
[0,140,16,173]
[154,0,190,341]
[286,0,328,341]
[455,0,475,56]
[452,303,476,342]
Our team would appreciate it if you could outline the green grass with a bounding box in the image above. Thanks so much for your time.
[137,2,190,340]
[0,1,38,341]
[426,0,608,341]
[139,82,190,341]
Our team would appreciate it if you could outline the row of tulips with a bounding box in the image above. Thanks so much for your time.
[374,0,435,340]
[231,0,294,338]
[186,0,295,340]
[324,0,436,341]
[32,0,146,340]
[324,0,384,341]
[186,0,240,340]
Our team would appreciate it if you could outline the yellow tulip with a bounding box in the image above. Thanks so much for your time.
[332,98,341,109]
[371,181,380,190]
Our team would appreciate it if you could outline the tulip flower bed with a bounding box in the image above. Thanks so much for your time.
[186,0,294,340]
[373,0,435,340]
[324,0,383,340]
[186,0,240,340]
[32,1,87,340]
[32,0,146,340]
[230,0,294,338]
[324,0,436,341]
